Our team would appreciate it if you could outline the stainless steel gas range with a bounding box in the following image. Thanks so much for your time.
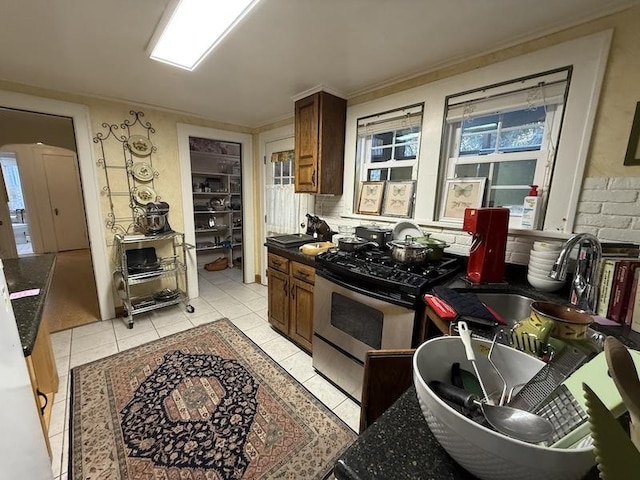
[312,249,460,402]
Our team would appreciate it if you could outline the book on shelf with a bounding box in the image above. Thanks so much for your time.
[608,259,640,322]
[596,258,619,317]
[624,268,640,326]
[629,270,640,333]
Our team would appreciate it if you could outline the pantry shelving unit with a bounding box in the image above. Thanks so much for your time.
[189,138,243,270]
[113,232,193,329]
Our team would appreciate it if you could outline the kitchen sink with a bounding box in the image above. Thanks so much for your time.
[473,292,535,326]
[455,290,606,352]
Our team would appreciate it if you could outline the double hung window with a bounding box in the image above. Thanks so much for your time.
[440,69,569,227]
[354,104,423,215]
[271,150,294,185]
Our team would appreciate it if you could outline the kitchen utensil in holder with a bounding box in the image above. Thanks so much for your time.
[458,321,492,404]
[508,343,590,412]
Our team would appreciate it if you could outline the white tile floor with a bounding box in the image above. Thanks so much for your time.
[48,267,360,480]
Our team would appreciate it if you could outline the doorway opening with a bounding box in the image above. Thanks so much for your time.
[0,152,32,255]
[0,106,101,332]
[189,136,244,273]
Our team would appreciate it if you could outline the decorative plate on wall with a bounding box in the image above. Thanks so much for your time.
[133,185,157,205]
[127,135,153,157]
[131,162,154,182]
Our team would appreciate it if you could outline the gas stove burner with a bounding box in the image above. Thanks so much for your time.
[315,249,461,307]
[358,250,386,262]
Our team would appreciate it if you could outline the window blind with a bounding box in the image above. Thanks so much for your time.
[270,149,294,163]
[446,71,569,123]
[357,104,423,136]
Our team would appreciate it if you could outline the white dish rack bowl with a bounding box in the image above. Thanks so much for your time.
[413,336,595,480]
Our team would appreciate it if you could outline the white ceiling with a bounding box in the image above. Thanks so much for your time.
[1,0,638,128]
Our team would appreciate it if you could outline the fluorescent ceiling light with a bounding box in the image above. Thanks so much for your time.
[149,0,261,71]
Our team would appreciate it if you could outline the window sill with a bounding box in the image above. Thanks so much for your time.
[339,213,571,240]
[402,218,572,240]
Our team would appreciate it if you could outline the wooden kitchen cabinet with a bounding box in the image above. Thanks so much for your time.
[25,320,59,457]
[267,267,289,334]
[267,253,315,352]
[294,91,346,195]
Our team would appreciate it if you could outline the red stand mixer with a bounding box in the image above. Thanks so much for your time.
[463,208,510,284]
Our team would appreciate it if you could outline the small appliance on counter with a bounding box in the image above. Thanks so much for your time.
[137,201,172,235]
[355,225,393,249]
[463,207,509,284]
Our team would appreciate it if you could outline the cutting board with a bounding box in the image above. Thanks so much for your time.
[551,348,640,448]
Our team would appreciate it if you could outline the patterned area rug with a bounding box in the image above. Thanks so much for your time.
[70,319,356,479]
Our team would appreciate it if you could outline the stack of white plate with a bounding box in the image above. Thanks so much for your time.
[528,241,565,292]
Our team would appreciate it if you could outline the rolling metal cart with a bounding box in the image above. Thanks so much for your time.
[113,231,194,329]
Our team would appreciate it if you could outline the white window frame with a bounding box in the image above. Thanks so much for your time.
[442,97,565,228]
[353,104,423,216]
[340,30,612,234]
[272,155,294,186]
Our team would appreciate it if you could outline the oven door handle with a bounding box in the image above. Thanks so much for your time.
[316,269,414,308]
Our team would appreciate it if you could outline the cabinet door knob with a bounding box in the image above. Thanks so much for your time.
[290,283,295,299]
[311,170,316,186]
[284,280,288,296]
[54,208,59,216]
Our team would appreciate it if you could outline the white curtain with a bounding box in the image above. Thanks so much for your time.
[266,184,300,235]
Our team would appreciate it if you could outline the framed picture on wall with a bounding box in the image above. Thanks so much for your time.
[624,101,640,166]
[381,181,415,217]
[356,181,385,214]
[440,178,487,222]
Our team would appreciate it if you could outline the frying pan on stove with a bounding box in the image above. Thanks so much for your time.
[337,236,378,252]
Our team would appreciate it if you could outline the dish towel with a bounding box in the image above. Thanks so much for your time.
[431,286,503,324]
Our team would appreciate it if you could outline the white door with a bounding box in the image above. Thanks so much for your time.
[265,137,310,236]
[0,168,18,259]
[262,137,314,284]
[42,152,89,251]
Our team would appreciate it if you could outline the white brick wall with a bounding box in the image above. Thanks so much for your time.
[575,176,640,243]
[310,176,640,266]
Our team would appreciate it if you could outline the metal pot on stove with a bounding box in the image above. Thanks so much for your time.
[387,237,433,264]
[355,225,393,248]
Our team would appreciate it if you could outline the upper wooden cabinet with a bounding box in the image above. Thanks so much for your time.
[294,91,347,194]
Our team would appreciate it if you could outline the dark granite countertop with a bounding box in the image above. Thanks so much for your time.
[4,255,56,356]
[265,241,317,267]
[334,386,599,480]
[334,386,478,480]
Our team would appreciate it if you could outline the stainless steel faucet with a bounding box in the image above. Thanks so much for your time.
[548,233,602,312]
